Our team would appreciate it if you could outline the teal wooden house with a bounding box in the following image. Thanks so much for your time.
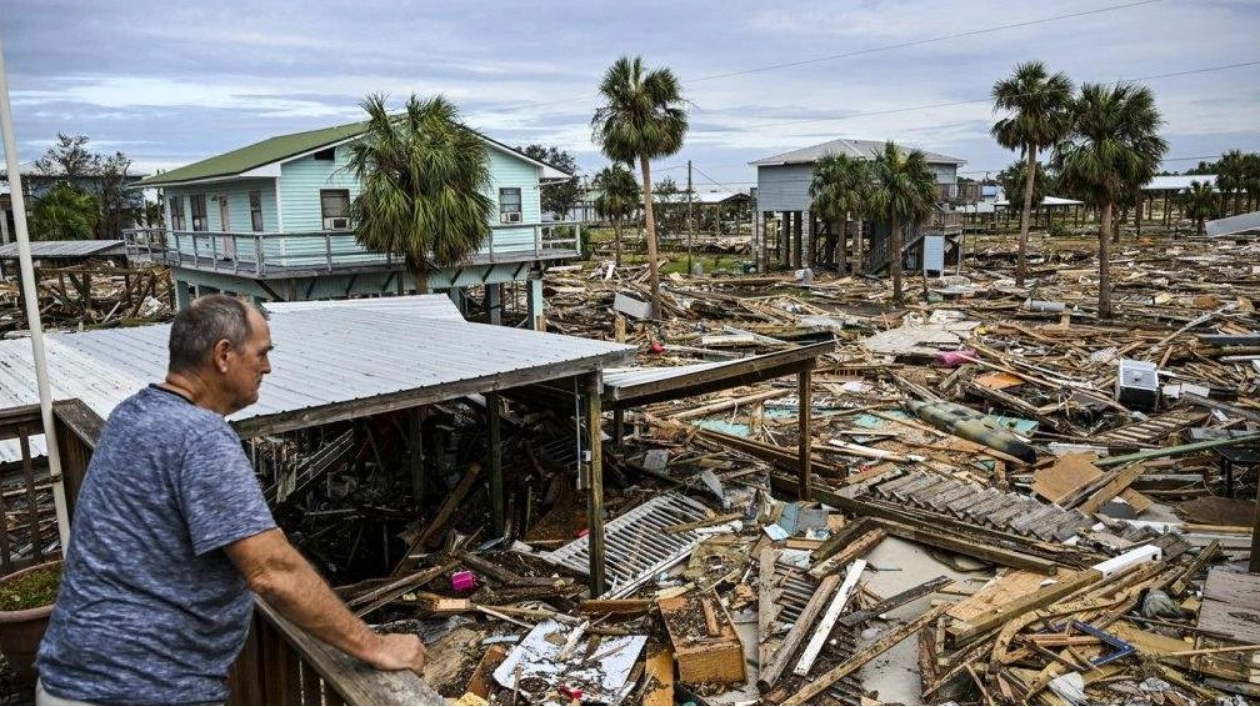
[131,121,578,325]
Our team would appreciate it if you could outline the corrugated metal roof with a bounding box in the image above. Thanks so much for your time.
[261,294,463,320]
[602,361,731,390]
[0,307,634,460]
[750,138,966,167]
[0,240,126,260]
[1206,210,1260,238]
[1143,175,1217,192]
[995,196,1083,207]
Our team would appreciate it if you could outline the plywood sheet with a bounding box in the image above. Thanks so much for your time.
[1198,569,1260,644]
[1032,453,1102,505]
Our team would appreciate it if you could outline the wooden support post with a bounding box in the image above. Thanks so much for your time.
[612,408,625,446]
[487,392,504,537]
[584,373,606,596]
[408,408,424,506]
[797,368,813,500]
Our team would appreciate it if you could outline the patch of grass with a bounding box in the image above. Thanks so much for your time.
[0,563,61,611]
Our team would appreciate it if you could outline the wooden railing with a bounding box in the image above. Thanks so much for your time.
[0,401,99,574]
[124,223,583,277]
[228,602,441,705]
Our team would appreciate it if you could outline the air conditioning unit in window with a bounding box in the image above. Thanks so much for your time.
[502,212,522,224]
[323,217,350,230]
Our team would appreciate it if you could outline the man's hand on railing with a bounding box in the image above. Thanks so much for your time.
[364,633,428,674]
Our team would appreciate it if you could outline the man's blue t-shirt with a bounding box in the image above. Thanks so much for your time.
[37,385,276,705]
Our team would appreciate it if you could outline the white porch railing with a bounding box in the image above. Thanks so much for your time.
[123,223,582,277]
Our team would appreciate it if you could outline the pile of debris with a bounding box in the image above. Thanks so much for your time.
[0,264,173,334]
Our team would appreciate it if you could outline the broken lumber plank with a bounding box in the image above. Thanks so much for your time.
[875,519,1059,574]
[642,646,675,706]
[758,573,841,689]
[808,528,885,580]
[794,559,866,676]
[1169,540,1222,596]
[757,547,785,674]
[662,512,742,534]
[840,575,952,628]
[465,644,508,699]
[784,603,950,706]
[350,559,459,618]
[811,517,873,563]
[669,389,789,420]
[946,569,1101,644]
[577,599,651,616]
[420,462,483,548]
[1095,434,1260,467]
[1076,463,1148,514]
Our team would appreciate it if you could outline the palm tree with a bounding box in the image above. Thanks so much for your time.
[1181,180,1217,237]
[991,61,1074,287]
[1217,149,1246,216]
[347,93,493,293]
[1241,152,1260,213]
[867,142,938,305]
[592,163,640,266]
[1054,82,1167,319]
[592,56,688,318]
[29,183,100,240]
[810,153,870,273]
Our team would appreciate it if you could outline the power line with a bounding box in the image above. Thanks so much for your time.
[733,60,1260,130]
[470,0,1165,117]
[690,0,1165,83]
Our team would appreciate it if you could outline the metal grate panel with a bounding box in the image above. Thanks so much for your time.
[542,492,712,598]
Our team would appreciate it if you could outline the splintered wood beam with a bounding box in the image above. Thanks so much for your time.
[808,529,885,580]
[794,559,866,676]
[839,575,952,628]
[349,559,459,618]
[758,547,785,673]
[784,603,950,706]
[418,462,483,548]
[758,573,841,690]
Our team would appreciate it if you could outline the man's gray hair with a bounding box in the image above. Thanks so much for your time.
[168,294,264,373]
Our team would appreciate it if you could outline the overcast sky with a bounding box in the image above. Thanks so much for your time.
[2,0,1257,191]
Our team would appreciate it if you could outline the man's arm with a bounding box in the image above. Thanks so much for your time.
[224,528,426,673]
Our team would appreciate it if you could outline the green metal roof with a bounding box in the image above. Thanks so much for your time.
[136,120,369,187]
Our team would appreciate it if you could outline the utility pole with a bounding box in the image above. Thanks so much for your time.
[687,160,694,274]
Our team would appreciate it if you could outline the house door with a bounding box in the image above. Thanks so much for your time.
[218,197,235,259]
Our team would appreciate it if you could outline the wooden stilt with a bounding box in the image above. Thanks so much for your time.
[584,373,606,596]
[487,392,503,536]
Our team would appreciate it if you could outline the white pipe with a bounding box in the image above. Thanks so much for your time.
[0,22,73,553]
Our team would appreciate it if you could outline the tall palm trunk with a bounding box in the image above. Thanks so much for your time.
[1016,144,1037,287]
[855,219,864,273]
[639,155,662,318]
[613,218,623,266]
[406,255,429,294]
[835,219,847,273]
[889,216,903,305]
[1097,201,1113,319]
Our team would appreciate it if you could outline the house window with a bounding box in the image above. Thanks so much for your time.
[499,187,522,223]
[320,189,351,229]
[249,190,264,232]
[313,148,335,161]
[190,195,207,232]
[168,197,185,230]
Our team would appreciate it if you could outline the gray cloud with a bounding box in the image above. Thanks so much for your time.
[2,0,1256,185]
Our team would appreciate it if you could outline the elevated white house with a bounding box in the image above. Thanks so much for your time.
[132,120,578,326]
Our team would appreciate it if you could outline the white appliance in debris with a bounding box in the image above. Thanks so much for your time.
[1115,359,1160,409]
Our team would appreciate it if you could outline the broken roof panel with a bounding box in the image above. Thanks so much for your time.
[0,240,126,261]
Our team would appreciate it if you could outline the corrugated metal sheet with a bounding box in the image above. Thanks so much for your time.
[261,294,463,320]
[1143,174,1217,192]
[0,240,126,260]
[603,360,731,391]
[1206,210,1260,238]
[0,308,634,461]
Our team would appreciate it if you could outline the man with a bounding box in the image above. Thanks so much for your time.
[36,294,426,705]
